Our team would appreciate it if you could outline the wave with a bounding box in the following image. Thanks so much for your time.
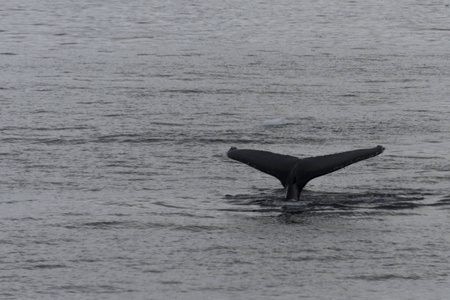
[224,189,449,215]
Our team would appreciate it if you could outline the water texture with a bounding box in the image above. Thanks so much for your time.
[1,0,450,299]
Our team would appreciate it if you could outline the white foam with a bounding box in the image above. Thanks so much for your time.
[262,118,286,126]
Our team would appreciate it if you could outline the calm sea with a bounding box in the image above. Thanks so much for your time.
[1,0,450,299]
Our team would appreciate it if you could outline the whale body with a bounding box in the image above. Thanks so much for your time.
[227,146,385,200]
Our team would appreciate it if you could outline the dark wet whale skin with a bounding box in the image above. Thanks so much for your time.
[227,146,385,200]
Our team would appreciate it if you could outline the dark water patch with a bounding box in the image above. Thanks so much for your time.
[224,192,280,206]
[216,207,284,214]
[373,202,421,210]
[59,220,169,230]
[337,94,359,97]
[429,197,450,208]
[31,239,75,246]
[161,89,209,94]
[363,80,389,84]
[170,224,223,233]
[69,258,102,263]
[121,138,170,144]
[152,201,191,210]
[89,220,157,230]
[162,211,216,219]
[422,28,450,31]
[26,264,67,270]
[159,280,183,285]
[95,134,169,144]
[0,137,84,145]
[0,238,16,245]
[35,125,93,131]
[34,138,88,145]
[4,216,41,221]
[61,212,90,217]
[53,284,134,294]
[225,189,432,215]
[1,125,93,132]
[349,274,421,281]
[30,110,58,114]
[143,269,165,274]
[103,114,126,118]
[151,121,185,127]
[202,245,238,254]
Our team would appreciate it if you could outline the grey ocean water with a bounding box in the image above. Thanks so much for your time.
[1,0,450,299]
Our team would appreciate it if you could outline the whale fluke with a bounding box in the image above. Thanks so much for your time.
[227,146,385,200]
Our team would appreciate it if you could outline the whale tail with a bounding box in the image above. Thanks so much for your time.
[227,146,384,200]
[227,147,300,187]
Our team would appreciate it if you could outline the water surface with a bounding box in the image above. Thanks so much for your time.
[1,0,450,299]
